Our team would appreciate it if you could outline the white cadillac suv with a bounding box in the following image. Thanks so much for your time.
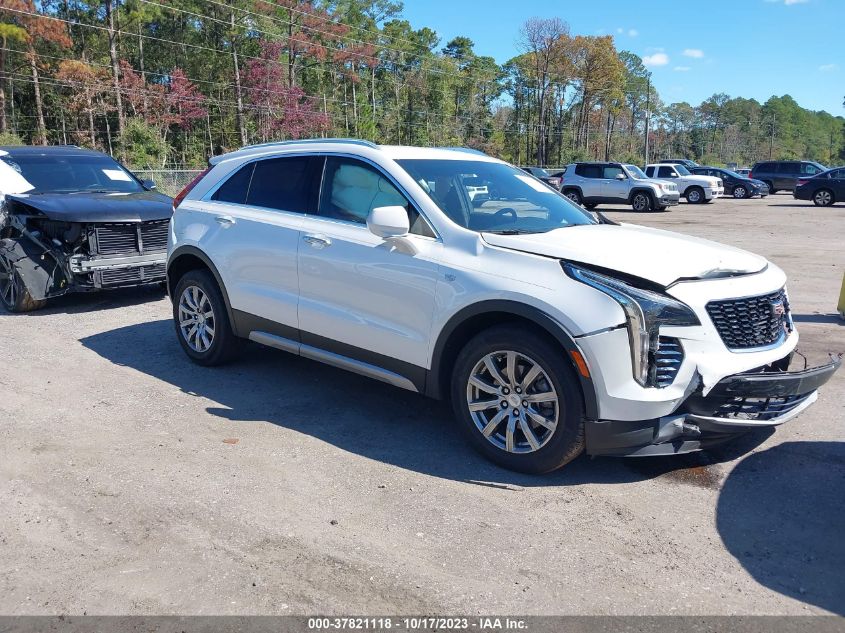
[166,140,838,473]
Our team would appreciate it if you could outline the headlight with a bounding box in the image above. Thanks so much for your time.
[563,262,700,387]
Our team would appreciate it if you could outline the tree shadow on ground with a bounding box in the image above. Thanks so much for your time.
[716,441,845,614]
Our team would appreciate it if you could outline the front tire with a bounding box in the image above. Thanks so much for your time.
[686,186,705,204]
[172,268,239,366]
[0,251,46,313]
[733,185,748,199]
[813,189,834,207]
[631,191,652,212]
[450,325,585,474]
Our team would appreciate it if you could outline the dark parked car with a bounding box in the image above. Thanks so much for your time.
[520,166,562,190]
[749,160,826,193]
[659,158,699,170]
[690,166,769,199]
[793,167,845,206]
[0,146,173,312]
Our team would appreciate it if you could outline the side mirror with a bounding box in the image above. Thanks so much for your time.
[615,173,626,180]
[367,205,409,239]
[142,179,156,190]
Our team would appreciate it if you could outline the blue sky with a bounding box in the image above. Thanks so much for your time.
[401,0,844,115]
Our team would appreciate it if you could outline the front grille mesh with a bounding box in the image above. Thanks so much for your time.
[98,264,166,287]
[709,393,812,421]
[653,337,683,388]
[93,221,169,255]
[706,289,791,350]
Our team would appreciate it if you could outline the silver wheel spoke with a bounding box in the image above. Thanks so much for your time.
[482,410,508,437]
[505,351,517,385]
[527,409,556,432]
[519,416,540,451]
[469,399,500,412]
[525,391,556,403]
[483,356,508,387]
[520,363,541,391]
[469,374,499,394]
[505,416,517,452]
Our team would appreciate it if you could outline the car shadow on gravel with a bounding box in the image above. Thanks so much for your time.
[1,284,166,316]
[716,441,845,614]
[82,318,768,488]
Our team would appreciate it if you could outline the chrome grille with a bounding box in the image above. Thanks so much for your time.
[140,220,169,252]
[94,224,138,255]
[653,337,683,388]
[97,263,166,287]
[706,289,791,350]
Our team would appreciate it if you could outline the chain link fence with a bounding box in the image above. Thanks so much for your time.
[132,169,205,197]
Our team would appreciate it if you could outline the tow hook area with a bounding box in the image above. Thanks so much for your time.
[655,416,701,443]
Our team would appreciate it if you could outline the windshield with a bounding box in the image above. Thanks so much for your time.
[674,164,692,176]
[722,169,743,179]
[397,159,597,234]
[624,165,649,179]
[0,153,144,194]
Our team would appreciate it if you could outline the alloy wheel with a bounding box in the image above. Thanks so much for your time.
[733,186,747,199]
[0,255,17,308]
[633,193,649,211]
[814,190,832,206]
[178,285,216,353]
[566,191,581,204]
[688,189,702,203]
[465,350,559,454]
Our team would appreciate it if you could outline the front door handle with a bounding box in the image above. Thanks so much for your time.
[303,234,331,249]
[215,215,235,226]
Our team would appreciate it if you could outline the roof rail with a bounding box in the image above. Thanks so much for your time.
[242,138,379,151]
[438,146,488,156]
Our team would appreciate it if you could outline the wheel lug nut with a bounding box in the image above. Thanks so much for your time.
[515,387,522,394]
[502,388,510,395]
[522,400,528,407]
[512,409,519,416]
[501,401,507,408]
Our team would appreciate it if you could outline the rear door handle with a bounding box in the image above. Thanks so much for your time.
[215,215,235,226]
[303,234,331,249]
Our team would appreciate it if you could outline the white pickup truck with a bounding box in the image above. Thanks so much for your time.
[645,163,723,203]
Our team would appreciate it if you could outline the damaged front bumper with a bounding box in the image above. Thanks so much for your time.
[585,355,840,457]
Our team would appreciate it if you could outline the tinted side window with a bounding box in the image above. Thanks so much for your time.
[645,166,655,177]
[246,156,323,212]
[211,163,254,204]
[778,162,799,173]
[603,166,624,179]
[755,163,773,173]
[575,164,602,178]
[657,166,675,178]
[829,169,845,179]
[801,163,821,175]
[318,157,434,237]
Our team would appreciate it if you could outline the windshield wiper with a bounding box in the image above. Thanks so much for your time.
[486,228,541,235]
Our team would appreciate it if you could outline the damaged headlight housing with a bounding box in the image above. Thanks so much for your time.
[563,262,700,387]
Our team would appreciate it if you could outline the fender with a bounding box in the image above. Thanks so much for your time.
[627,187,656,205]
[167,245,241,336]
[0,237,65,301]
[427,300,599,420]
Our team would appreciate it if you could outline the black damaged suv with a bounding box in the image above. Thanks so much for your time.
[0,146,173,312]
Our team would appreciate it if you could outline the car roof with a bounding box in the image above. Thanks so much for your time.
[208,139,503,166]
[0,145,107,158]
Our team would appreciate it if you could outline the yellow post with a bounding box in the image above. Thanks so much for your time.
[839,272,845,319]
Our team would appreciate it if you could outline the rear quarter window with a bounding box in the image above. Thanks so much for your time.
[245,155,323,213]
[575,164,602,178]
[211,163,254,204]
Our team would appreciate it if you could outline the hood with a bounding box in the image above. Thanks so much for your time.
[5,190,173,223]
[482,223,767,287]
[686,174,720,186]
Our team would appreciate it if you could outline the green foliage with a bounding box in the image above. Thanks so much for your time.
[0,131,23,145]
[118,118,167,169]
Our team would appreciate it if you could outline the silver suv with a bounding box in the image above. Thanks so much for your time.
[561,162,679,212]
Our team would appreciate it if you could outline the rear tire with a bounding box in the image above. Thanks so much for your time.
[172,268,240,366]
[813,189,834,207]
[450,324,585,474]
[764,181,776,194]
[0,251,46,313]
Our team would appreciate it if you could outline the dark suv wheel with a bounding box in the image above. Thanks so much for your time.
[450,324,585,474]
[0,247,46,313]
[172,268,240,365]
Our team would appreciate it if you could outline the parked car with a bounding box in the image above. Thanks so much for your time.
[659,158,699,170]
[793,166,845,206]
[0,145,172,312]
[749,160,826,194]
[690,166,769,199]
[520,166,561,190]
[645,163,724,203]
[560,162,679,212]
[166,139,839,473]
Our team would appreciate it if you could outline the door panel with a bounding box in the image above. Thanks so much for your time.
[601,166,628,201]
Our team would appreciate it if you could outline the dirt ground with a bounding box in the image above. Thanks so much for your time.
[1,193,843,616]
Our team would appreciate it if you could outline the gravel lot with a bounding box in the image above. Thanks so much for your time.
[1,193,843,616]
